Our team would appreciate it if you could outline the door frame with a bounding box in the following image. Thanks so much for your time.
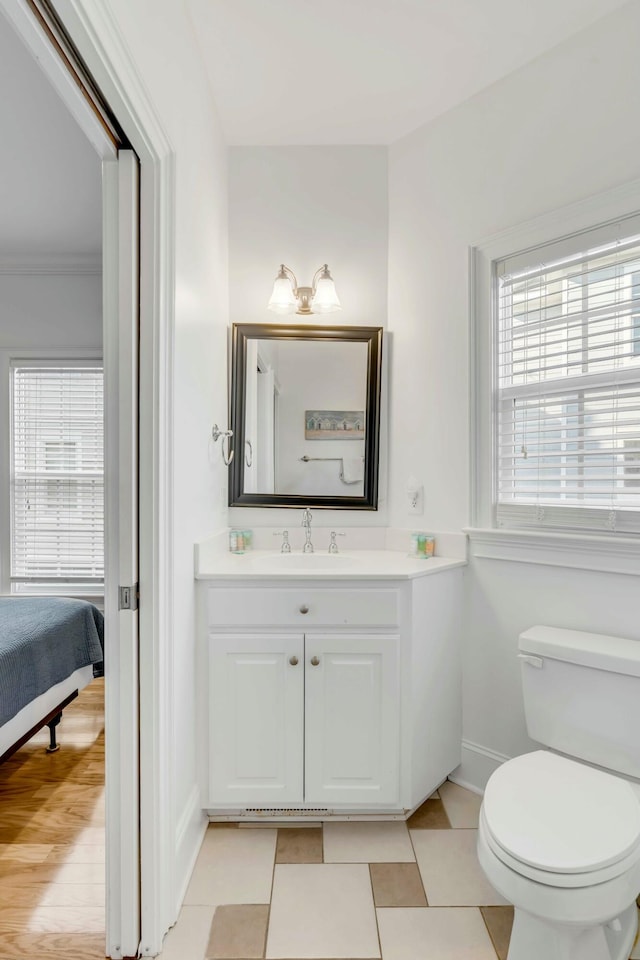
[2,1,177,955]
[54,4,177,954]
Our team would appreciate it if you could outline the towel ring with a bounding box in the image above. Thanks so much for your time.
[211,423,234,466]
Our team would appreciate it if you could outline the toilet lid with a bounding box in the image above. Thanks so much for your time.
[483,751,640,874]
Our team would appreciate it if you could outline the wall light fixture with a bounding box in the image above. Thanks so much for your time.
[267,263,341,315]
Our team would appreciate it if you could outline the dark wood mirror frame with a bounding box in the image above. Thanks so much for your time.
[229,323,383,510]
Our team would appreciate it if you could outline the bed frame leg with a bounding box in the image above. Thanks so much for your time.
[46,712,62,753]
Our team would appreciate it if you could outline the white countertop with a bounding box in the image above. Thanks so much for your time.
[195,549,467,581]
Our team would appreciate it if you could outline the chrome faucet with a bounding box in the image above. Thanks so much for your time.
[302,508,314,553]
[273,530,291,553]
[328,531,346,554]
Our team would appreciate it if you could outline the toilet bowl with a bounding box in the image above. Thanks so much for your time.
[478,751,640,960]
[475,625,640,960]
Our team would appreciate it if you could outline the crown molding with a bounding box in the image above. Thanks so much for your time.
[0,253,102,275]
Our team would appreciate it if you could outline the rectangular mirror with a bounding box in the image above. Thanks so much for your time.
[229,323,383,509]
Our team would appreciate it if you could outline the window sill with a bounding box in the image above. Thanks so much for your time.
[464,527,640,577]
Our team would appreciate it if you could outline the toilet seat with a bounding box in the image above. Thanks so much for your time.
[480,807,640,888]
[482,751,640,886]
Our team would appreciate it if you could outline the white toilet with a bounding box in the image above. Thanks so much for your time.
[477,625,640,960]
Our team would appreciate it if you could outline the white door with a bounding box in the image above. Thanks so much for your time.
[103,149,140,959]
[209,634,304,806]
[304,634,400,806]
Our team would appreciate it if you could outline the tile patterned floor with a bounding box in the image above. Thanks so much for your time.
[158,782,518,960]
[4,682,640,960]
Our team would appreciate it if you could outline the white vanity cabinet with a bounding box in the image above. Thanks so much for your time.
[199,564,464,818]
[304,633,399,806]
[209,631,399,808]
[209,633,305,805]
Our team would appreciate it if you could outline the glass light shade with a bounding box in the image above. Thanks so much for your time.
[267,275,297,314]
[310,275,341,313]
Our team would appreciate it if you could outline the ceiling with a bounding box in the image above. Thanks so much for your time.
[187,0,630,145]
[0,10,101,258]
[0,0,631,257]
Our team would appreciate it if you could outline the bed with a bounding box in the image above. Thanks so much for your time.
[0,597,104,762]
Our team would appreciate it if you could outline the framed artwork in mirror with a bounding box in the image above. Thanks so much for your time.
[304,410,365,440]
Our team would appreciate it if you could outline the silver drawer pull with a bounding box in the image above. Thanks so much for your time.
[299,604,309,615]
[289,656,299,666]
[310,656,320,666]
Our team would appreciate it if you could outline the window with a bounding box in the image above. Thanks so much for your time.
[44,441,80,509]
[632,271,640,357]
[10,362,104,587]
[496,227,640,534]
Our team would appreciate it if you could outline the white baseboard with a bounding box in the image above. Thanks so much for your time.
[448,739,510,794]
[174,785,208,916]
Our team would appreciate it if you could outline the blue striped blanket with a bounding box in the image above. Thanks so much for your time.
[0,598,104,728]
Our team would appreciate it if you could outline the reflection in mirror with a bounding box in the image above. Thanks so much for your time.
[246,339,368,496]
[229,324,383,510]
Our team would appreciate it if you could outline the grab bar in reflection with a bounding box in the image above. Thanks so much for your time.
[299,456,343,462]
[299,455,363,462]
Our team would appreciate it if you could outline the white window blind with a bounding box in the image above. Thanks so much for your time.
[10,363,104,583]
[496,222,640,534]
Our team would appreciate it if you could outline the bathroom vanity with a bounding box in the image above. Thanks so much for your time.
[196,547,465,820]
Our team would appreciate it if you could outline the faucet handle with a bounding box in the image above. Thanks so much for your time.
[328,531,346,554]
[273,530,291,553]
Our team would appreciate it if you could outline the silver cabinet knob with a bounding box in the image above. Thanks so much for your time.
[310,656,320,666]
[299,604,309,614]
[289,656,299,666]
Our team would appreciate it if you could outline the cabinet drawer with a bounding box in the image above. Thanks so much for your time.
[208,587,398,628]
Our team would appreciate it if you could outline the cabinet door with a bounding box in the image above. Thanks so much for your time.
[304,634,400,806]
[208,634,304,806]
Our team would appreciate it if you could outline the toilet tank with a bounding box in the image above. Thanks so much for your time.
[519,625,640,780]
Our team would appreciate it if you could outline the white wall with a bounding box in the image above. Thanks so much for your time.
[0,272,102,349]
[388,2,640,788]
[388,1,640,534]
[228,146,388,527]
[461,557,640,788]
[82,0,230,921]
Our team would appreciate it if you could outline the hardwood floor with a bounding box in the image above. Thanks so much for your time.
[0,679,106,959]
